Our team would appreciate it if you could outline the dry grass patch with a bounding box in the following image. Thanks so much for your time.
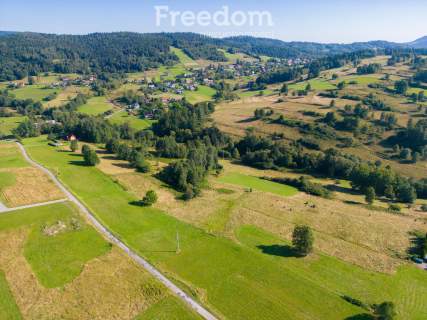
[113,172,241,232]
[110,164,418,273]
[96,151,135,175]
[0,229,171,320]
[345,145,427,180]
[213,97,302,138]
[43,86,90,108]
[227,190,425,273]
[0,167,64,207]
[96,149,426,273]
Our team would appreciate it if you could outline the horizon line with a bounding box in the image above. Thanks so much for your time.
[0,29,425,45]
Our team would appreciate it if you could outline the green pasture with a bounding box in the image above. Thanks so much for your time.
[341,75,382,85]
[108,111,154,130]
[184,85,216,104]
[238,89,274,98]
[0,171,16,204]
[171,47,196,65]
[77,96,112,115]
[0,271,21,320]
[135,295,201,320]
[0,202,110,288]
[0,142,29,168]
[218,172,299,197]
[0,116,27,136]
[289,80,336,91]
[20,136,427,319]
[10,85,61,102]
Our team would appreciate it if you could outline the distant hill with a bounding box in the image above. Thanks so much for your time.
[222,36,427,58]
[0,31,425,81]
[0,31,17,37]
[221,36,401,58]
[406,36,427,48]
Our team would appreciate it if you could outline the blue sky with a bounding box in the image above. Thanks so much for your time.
[0,0,426,43]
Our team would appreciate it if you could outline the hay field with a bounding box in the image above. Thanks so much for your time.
[0,203,199,320]
[22,136,427,319]
[112,159,427,273]
[0,142,64,207]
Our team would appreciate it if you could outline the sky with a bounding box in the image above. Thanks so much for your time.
[0,0,426,43]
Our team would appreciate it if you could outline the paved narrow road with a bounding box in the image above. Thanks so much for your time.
[16,142,218,320]
[0,201,7,211]
[0,199,68,213]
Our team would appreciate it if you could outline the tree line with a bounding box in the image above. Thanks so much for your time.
[235,132,423,203]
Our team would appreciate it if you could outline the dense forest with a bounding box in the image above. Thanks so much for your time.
[2,31,427,81]
[221,36,427,59]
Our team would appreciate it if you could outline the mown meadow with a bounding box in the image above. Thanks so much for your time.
[22,136,427,320]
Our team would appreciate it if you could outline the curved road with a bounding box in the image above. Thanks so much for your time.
[16,142,217,320]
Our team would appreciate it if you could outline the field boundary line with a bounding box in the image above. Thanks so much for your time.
[16,142,217,320]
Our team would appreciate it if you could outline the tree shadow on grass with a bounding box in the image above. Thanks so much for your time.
[344,314,375,320]
[237,117,257,123]
[67,153,83,157]
[326,184,359,195]
[257,244,300,258]
[102,155,118,160]
[343,200,363,205]
[407,231,425,257]
[69,160,87,166]
[129,200,145,207]
[112,162,133,169]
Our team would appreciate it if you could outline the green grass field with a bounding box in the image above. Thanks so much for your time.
[170,47,196,65]
[21,136,427,319]
[289,80,336,91]
[219,49,246,62]
[0,142,29,168]
[0,202,110,288]
[236,225,427,320]
[341,75,382,85]
[218,172,299,197]
[0,116,27,136]
[0,172,15,189]
[407,87,426,95]
[135,296,201,320]
[0,271,21,320]
[238,89,274,98]
[0,171,16,204]
[0,187,199,318]
[155,65,187,81]
[10,85,61,102]
[108,111,154,130]
[24,213,111,288]
[184,85,216,104]
[77,96,112,115]
[35,73,80,84]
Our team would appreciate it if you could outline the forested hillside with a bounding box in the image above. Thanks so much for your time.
[1,31,426,81]
[0,32,179,80]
